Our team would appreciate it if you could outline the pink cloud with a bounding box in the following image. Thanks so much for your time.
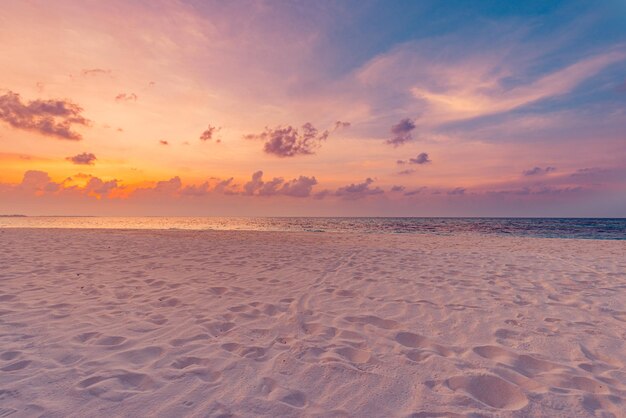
[199,125,221,142]
[115,93,138,102]
[334,178,384,200]
[387,118,416,146]
[242,171,317,198]
[67,152,97,165]
[245,123,329,157]
[19,170,60,192]
[0,91,89,140]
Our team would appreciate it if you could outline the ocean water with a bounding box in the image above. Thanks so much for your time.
[1,217,625,240]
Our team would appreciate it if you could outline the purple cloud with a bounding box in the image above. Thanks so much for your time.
[334,121,351,130]
[397,152,431,165]
[523,166,556,176]
[397,169,415,175]
[243,171,317,197]
[448,187,466,195]
[200,125,221,143]
[115,93,137,102]
[488,186,584,196]
[245,123,329,157]
[81,68,111,77]
[67,152,96,165]
[181,182,210,196]
[85,177,118,197]
[0,91,89,140]
[19,170,59,192]
[281,176,318,197]
[410,153,431,164]
[259,177,284,196]
[387,118,416,146]
[404,187,427,196]
[153,177,182,194]
[335,178,384,199]
[243,171,264,195]
[213,178,237,194]
[391,185,406,192]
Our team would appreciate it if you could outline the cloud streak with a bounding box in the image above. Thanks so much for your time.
[115,93,137,102]
[523,166,556,176]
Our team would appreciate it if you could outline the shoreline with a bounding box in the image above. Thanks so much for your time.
[1,227,624,242]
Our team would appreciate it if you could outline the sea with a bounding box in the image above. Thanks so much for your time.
[0,217,625,240]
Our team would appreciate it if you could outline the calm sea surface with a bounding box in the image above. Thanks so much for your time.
[1,217,625,240]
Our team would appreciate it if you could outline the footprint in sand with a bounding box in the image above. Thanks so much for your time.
[208,287,228,296]
[95,336,127,346]
[406,350,433,363]
[0,351,20,361]
[171,356,207,370]
[473,345,562,377]
[1,360,31,371]
[258,377,277,396]
[333,346,372,364]
[0,389,19,400]
[115,346,163,365]
[73,332,101,343]
[446,374,528,410]
[395,332,428,348]
[344,315,398,330]
[201,321,236,336]
[169,333,211,347]
[280,391,307,408]
[221,343,269,361]
[77,371,159,401]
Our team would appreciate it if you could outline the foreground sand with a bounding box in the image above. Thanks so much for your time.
[0,229,625,417]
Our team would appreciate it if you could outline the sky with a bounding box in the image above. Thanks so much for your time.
[1,0,625,216]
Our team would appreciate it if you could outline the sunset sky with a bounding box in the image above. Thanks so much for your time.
[1,0,625,216]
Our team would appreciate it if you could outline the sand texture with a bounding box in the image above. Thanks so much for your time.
[0,229,625,417]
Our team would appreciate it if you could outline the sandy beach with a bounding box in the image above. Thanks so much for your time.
[0,228,625,417]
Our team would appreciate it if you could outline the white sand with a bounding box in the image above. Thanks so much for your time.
[0,229,625,417]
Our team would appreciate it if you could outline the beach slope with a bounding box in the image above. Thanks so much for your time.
[0,229,624,417]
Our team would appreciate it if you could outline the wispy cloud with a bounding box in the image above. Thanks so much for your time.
[81,68,112,77]
[523,166,555,176]
[411,50,626,123]
[115,93,137,102]
[334,121,351,130]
